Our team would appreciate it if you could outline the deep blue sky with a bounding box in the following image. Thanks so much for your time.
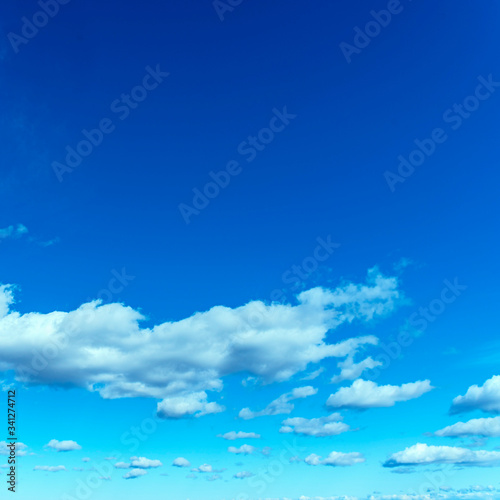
[1,1,500,499]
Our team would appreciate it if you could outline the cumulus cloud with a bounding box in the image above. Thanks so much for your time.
[228,444,255,455]
[0,269,400,419]
[157,391,224,419]
[234,471,254,479]
[130,456,162,469]
[450,376,500,415]
[191,464,215,473]
[304,451,365,467]
[326,379,433,409]
[383,443,500,467]
[239,386,318,420]
[331,354,382,384]
[0,441,27,456]
[123,468,147,479]
[0,224,28,241]
[46,439,82,452]
[435,417,500,438]
[172,457,190,468]
[81,457,90,462]
[279,413,350,437]
[33,465,66,472]
[218,431,260,440]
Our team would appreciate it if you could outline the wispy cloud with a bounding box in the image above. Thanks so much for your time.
[0,223,28,240]
[239,386,318,420]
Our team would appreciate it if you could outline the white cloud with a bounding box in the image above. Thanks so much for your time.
[33,465,66,472]
[0,270,400,419]
[435,417,500,437]
[304,451,365,467]
[46,439,81,452]
[0,224,28,241]
[0,286,14,319]
[451,376,500,415]
[234,471,254,478]
[301,367,324,381]
[331,355,382,384]
[172,457,190,468]
[130,456,162,469]
[81,457,90,462]
[218,431,260,440]
[228,444,255,455]
[366,490,500,500]
[0,441,28,456]
[157,391,224,419]
[193,464,212,472]
[326,379,433,409]
[123,468,147,479]
[239,386,318,420]
[114,462,130,469]
[384,443,500,467]
[279,413,350,437]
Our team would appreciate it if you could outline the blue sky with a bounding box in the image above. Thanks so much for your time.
[1,0,500,499]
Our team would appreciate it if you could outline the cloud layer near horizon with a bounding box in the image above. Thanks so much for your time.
[0,269,400,418]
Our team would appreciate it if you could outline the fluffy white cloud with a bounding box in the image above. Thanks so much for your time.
[234,471,254,478]
[81,457,90,462]
[280,413,350,437]
[304,451,365,467]
[228,444,255,455]
[33,465,66,472]
[331,355,382,384]
[0,270,400,419]
[326,379,433,409]
[0,441,27,456]
[192,463,213,473]
[157,391,225,419]
[435,417,500,437]
[123,468,147,479]
[239,386,318,419]
[46,439,81,452]
[130,456,162,469]
[383,443,500,467]
[218,431,260,440]
[172,457,190,468]
[451,376,500,414]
